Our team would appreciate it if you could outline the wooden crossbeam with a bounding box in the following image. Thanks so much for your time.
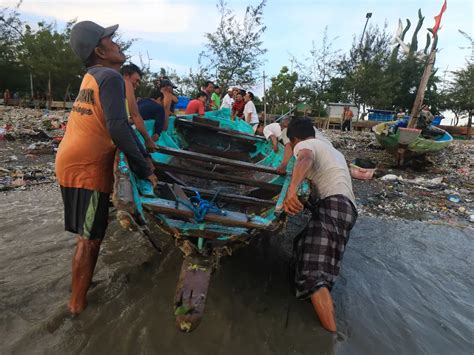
[142,197,270,230]
[175,118,265,142]
[156,182,275,207]
[155,145,283,175]
[153,162,282,192]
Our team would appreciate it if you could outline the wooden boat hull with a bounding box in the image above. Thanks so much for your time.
[374,121,453,157]
[113,110,307,331]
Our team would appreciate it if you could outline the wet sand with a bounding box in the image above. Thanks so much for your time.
[1,186,473,354]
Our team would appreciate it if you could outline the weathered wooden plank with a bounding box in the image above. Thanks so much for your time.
[175,118,265,142]
[192,115,220,127]
[158,182,276,207]
[142,197,271,230]
[187,145,253,161]
[179,185,275,207]
[156,182,275,207]
[155,145,283,175]
[112,152,135,214]
[153,161,282,192]
[165,219,250,239]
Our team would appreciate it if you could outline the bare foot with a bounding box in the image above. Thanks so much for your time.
[68,299,87,315]
[310,287,337,332]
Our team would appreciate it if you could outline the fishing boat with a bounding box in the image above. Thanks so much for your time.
[112,109,306,332]
[373,121,453,159]
[374,4,453,164]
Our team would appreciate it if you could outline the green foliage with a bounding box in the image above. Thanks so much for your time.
[199,0,267,90]
[265,66,298,114]
[291,27,340,116]
[442,63,474,121]
[335,24,394,110]
[266,14,444,117]
[17,21,84,98]
[0,4,135,99]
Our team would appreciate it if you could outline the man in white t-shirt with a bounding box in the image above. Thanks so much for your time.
[243,91,259,131]
[262,117,289,153]
[282,117,357,333]
[277,120,332,174]
[220,87,234,109]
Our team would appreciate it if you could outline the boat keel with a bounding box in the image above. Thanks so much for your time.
[174,256,213,332]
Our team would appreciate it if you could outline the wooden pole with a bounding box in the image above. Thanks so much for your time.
[29,71,34,99]
[263,71,267,126]
[47,71,52,110]
[467,110,472,140]
[407,38,438,128]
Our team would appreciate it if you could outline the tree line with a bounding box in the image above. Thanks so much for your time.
[1,1,472,123]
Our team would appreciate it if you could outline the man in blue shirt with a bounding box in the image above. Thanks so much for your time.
[138,90,165,141]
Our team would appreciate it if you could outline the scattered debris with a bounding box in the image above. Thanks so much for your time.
[381,174,400,181]
[0,108,472,227]
[0,107,67,141]
[26,142,54,155]
[320,129,473,227]
[447,194,461,203]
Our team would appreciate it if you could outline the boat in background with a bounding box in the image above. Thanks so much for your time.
[373,121,453,162]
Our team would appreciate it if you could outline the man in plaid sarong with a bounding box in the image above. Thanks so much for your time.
[283,117,357,332]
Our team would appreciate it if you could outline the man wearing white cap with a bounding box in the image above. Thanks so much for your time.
[220,87,234,109]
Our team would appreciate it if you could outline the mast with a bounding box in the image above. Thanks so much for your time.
[407,36,438,128]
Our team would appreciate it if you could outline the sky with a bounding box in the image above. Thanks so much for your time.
[3,0,473,93]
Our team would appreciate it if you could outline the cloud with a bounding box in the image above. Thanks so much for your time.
[5,0,218,35]
[128,53,191,73]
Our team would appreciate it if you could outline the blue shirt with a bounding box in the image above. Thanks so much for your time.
[138,98,165,135]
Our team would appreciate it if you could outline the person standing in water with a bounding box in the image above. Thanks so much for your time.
[283,117,357,332]
[55,21,158,315]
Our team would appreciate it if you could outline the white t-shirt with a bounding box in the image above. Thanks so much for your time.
[263,122,282,140]
[281,127,332,146]
[293,139,355,205]
[220,93,234,109]
[243,101,259,124]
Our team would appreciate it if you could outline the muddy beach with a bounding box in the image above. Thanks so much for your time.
[1,107,473,354]
[0,186,473,354]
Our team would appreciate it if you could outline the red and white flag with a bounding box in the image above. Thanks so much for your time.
[432,0,447,37]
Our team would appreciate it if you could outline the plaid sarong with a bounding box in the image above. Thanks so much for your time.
[294,194,357,299]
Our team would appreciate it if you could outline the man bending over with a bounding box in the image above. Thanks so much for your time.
[283,117,357,332]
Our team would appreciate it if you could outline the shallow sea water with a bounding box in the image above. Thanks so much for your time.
[1,186,473,354]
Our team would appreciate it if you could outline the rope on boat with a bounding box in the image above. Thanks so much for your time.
[177,188,227,222]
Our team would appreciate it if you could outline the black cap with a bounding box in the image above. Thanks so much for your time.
[160,79,177,89]
[70,21,119,62]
